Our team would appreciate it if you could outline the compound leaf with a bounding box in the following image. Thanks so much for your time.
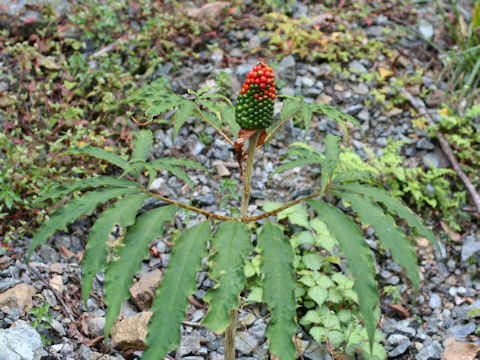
[301,102,313,135]
[258,221,297,360]
[321,134,340,192]
[104,205,177,341]
[150,161,193,189]
[172,101,195,141]
[152,157,208,172]
[269,158,321,180]
[340,191,419,293]
[143,220,210,360]
[202,221,251,333]
[333,170,372,185]
[131,129,153,163]
[81,193,149,304]
[280,97,301,121]
[27,187,140,261]
[67,146,133,174]
[34,176,137,205]
[307,200,378,349]
[335,184,440,252]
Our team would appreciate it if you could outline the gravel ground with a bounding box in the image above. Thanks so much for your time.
[1,1,479,359]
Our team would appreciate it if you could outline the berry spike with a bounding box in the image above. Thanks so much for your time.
[235,63,277,130]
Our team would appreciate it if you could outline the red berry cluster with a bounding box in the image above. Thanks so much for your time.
[235,63,278,130]
[239,64,277,101]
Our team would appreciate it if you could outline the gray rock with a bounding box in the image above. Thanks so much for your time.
[79,344,92,360]
[303,341,332,360]
[415,341,442,360]
[357,109,370,122]
[37,244,59,263]
[0,326,43,360]
[446,322,477,338]
[235,331,258,354]
[419,24,434,41]
[416,137,435,150]
[280,87,295,96]
[279,55,296,82]
[389,339,411,357]
[366,26,384,37]
[428,293,442,308]
[0,278,21,293]
[177,330,202,357]
[348,60,368,74]
[249,322,266,343]
[461,235,480,262]
[87,315,106,338]
[50,319,66,337]
[196,194,216,206]
[301,77,315,88]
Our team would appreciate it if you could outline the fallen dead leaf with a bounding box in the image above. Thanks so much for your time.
[378,67,394,78]
[440,220,461,242]
[387,304,411,318]
[442,337,480,360]
[36,54,60,70]
[187,1,231,20]
[58,245,76,258]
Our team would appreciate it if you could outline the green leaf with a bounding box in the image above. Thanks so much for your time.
[303,253,322,270]
[67,146,133,174]
[287,203,309,227]
[335,184,440,252]
[280,97,301,121]
[269,158,321,180]
[81,194,148,305]
[149,161,193,189]
[34,176,137,205]
[131,129,153,163]
[258,221,297,360]
[312,103,362,129]
[143,220,210,360]
[301,103,313,135]
[198,92,233,106]
[321,134,340,192]
[104,205,176,341]
[27,187,140,261]
[221,105,239,138]
[172,101,195,141]
[307,200,378,349]
[152,157,208,172]
[308,285,328,306]
[202,221,251,333]
[339,191,419,292]
[333,170,372,184]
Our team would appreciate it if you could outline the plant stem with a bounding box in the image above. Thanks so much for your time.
[225,130,261,360]
[194,107,235,147]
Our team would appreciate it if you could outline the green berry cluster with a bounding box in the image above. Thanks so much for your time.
[235,63,277,130]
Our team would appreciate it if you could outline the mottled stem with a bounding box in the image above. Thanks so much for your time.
[225,130,261,360]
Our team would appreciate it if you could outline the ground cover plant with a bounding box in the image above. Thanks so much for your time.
[27,63,438,360]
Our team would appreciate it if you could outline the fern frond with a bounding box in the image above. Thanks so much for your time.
[307,200,378,349]
[335,184,440,252]
[34,176,137,205]
[258,221,297,360]
[143,220,210,360]
[202,221,251,333]
[340,191,420,292]
[103,205,176,341]
[67,146,133,174]
[81,193,149,304]
[27,187,141,261]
